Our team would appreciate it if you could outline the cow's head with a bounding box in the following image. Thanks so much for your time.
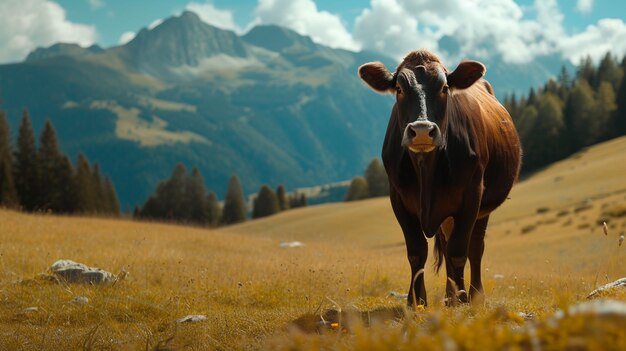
[358,50,485,153]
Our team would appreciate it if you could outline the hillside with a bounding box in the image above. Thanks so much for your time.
[0,11,571,211]
[1,136,625,349]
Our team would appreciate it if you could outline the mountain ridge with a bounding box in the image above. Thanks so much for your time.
[0,11,571,210]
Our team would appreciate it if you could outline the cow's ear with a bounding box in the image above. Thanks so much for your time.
[358,62,395,93]
[447,60,485,90]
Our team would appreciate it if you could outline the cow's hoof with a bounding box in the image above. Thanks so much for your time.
[444,290,469,307]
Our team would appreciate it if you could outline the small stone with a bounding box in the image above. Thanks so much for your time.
[388,291,409,300]
[176,315,207,323]
[279,241,304,249]
[70,296,89,305]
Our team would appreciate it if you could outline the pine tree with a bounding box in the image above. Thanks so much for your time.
[276,184,289,211]
[102,176,120,216]
[566,80,598,148]
[0,111,18,207]
[345,176,369,201]
[185,167,210,225]
[38,120,64,212]
[75,153,96,213]
[14,110,40,211]
[516,105,539,143]
[206,191,221,227]
[596,52,623,91]
[161,163,187,219]
[577,55,596,87]
[57,155,77,213]
[252,184,280,219]
[557,65,571,102]
[613,56,626,135]
[525,93,564,168]
[221,175,246,225]
[364,159,388,197]
[595,81,617,141]
[91,163,106,214]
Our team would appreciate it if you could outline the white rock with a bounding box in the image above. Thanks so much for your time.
[50,259,117,284]
[70,296,89,305]
[279,241,304,249]
[176,315,207,323]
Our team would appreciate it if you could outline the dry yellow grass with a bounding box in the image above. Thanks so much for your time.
[1,137,626,350]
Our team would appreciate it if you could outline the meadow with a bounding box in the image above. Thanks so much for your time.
[1,137,626,350]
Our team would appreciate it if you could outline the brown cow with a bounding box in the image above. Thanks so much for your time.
[358,50,521,306]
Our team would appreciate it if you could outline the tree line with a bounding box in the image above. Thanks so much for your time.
[504,52,626,173]
[345,158,389,201]
[0,110,120,215]
[135,163,307,226]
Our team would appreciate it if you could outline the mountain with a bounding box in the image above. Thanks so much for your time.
[25,43,104,62]
[0,11,570,211]
[0,11,396,210]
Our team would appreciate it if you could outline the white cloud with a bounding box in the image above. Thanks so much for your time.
[89,0,105,10]
[353,0,626,65]
[560,18,626,64]
[186,2,240,32]
[253,0,360,51]
[576,0,594,14]
[353,0,427,60]
[118,31,135,45]
[0,0,97,63]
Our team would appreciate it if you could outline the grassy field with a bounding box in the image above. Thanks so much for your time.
[2,138,626,350]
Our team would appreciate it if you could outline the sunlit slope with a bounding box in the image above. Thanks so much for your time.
[220,198,402,247]
[493,136,626,223]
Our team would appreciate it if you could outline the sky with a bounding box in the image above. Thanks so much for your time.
[0,0,625,66]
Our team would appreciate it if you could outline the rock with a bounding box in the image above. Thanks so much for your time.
[176,315,207,323]
[70,296,89,305]
[587,278,626,299]
[388,291,409,300]
[279,241,304,249]
[50,259,117,284]
[553,299,626,322]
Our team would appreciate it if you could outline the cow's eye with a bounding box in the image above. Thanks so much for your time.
[442,85,449,94]
[396,85,402,95]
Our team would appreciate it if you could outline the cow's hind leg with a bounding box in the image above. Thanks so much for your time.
[469,216,488,304]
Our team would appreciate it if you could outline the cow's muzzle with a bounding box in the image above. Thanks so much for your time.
[402,120,442,153]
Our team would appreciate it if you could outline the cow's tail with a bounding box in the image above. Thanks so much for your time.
[433,233,445,274]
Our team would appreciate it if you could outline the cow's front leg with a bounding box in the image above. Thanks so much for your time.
[390,193,428,307]
[446,184,482,305]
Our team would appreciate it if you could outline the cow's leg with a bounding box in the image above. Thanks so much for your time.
[436,219,459,305]
[468,216,488,304]
[446,184,482,304]
[390,192,428,307]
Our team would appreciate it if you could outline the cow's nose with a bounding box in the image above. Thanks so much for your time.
[403,119,441,153]
[406,120,436,141]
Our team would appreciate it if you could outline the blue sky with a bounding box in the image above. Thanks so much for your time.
[1,0,625,65]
